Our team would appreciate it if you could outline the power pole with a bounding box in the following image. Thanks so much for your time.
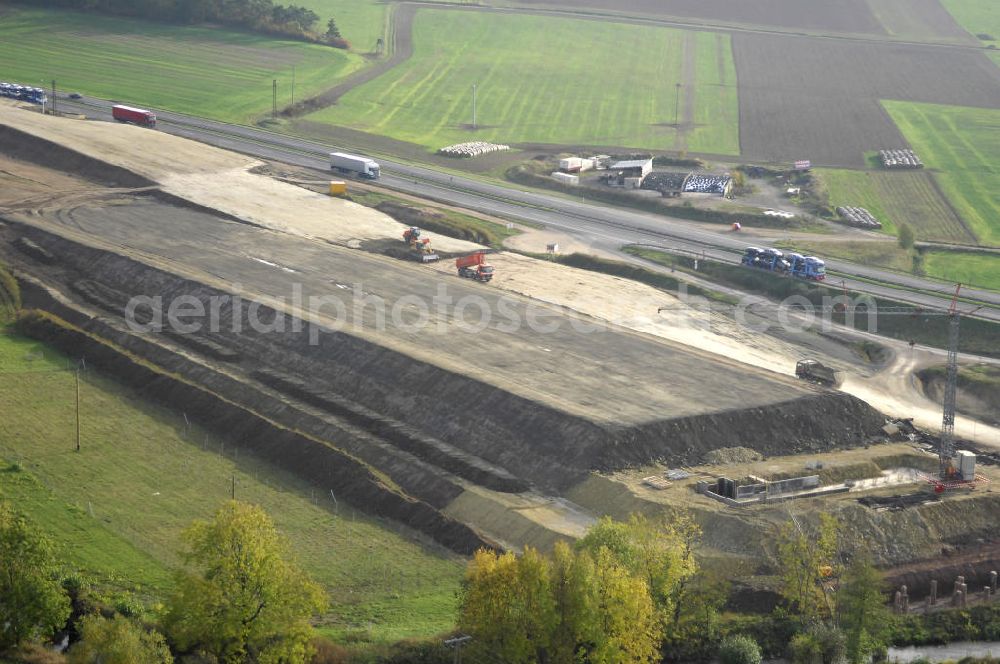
[272,79,278,120]
[471,84,477,130]
[75,367,81,452]
[231,475,236,500]
[51,80,57,115]
[674,82,681,126]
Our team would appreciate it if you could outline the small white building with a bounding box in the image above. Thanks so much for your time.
[552,171,580,186]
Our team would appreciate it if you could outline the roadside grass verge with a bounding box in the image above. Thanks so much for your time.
[883,100,1000,246]
[308,10,740,153]
[625,246,1000,358]
[922,250,1000,292]
[0,327,462,641]
[0,7,363,124]
[348,189,519,247]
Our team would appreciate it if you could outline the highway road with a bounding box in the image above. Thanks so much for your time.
[51,95,1000,322]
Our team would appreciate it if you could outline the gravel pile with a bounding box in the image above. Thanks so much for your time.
[704,446,764,465]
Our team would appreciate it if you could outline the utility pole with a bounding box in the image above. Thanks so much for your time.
[471,84,477,130]
[75,367,81,452]
[231,475,236,500]
[674,82,681,126]
[272,79,278,120]
[51,80,57,115]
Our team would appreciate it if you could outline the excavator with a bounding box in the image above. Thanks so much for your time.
[402,227,440,263]
[456,251,494,282]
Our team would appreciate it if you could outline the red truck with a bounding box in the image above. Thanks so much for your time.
[112,104,156,127]
[456,251,494,282]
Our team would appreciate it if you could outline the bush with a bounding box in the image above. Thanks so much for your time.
[719,635,763,664]
[789,624,846,664]
[310,636,350,664]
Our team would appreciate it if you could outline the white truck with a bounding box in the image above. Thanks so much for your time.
[330,152,380,179]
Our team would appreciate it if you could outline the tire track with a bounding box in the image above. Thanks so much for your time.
[281,3,417,117]
[675,30,698,151]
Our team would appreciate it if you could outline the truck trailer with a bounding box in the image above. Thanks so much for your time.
[112,105,156,127]
[330,152,380,179]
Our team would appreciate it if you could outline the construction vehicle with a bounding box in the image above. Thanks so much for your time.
[456,251,494,282]
[112,104,157,127]
[402,227,440,263]
[795,359,838,386]
[330,152,380,179]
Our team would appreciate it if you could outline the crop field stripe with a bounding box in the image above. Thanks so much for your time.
[884,100,1000,246]
[307,9,739,153]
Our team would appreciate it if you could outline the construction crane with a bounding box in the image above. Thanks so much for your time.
[658,283,981,479]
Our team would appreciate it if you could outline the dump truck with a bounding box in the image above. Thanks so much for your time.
[456,251,494,282]
[330,152,380,179]
[402,227,440,263]
[112,104,156,127]
[795,359,837,386]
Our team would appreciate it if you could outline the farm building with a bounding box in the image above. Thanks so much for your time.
[604,158,654,187]
[610,158,653,179]
[683,173,733,197]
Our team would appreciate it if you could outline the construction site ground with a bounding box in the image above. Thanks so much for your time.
[0,100,997,577]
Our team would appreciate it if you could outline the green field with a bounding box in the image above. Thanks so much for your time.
[0,330,462,642]
[884,100,1000,247]
[0,7,363,124]
[818,168,973,242]
[308,10,740,153]
[922,251,1000,292]
[282,0,387,53]
[941,0,1000,59]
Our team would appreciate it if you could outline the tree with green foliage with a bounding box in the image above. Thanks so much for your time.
[0,501,71,651]
[775,514,840,621]
[837,556,892,664]
[163,501,327,664]
[324,18,341,39]
[898,223,915,250]
[459,541,661,664]
[68,614,173,664]
[458,547,556,664]
[576,513,699,632]
[589,547,661,664]
[719,634,763,664]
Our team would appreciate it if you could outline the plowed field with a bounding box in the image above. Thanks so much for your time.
[734,33,1000,167]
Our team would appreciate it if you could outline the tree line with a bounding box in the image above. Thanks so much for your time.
[20,0,348,48]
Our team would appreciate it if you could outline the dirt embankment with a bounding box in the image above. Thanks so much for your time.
[5,222,888,495]
[919,365,1000,427]
[0,125,155,188]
